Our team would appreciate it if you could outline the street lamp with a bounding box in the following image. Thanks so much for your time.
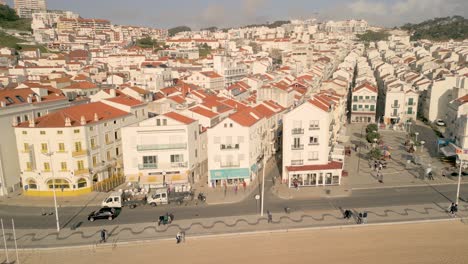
[420,140,425,153]
[414,132,419,143]
[41,151,60,232]
[260,148,266,217]
[456,158,468,205]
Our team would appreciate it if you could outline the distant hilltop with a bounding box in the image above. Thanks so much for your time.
[401,16,468,41]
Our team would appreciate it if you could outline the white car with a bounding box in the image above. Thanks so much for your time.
[435,119,445,126]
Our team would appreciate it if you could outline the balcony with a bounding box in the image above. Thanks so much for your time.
[292,128,304,135]
[391,104,400,108]
[74,168,89,176]
[21,148,30,153]
[138,163,158,170]
[308,141,319,146]
[291,160,304,166]
[390,112,399,117]
[105,140,114,145]
[91,144,99,150]
[72,149,88,157]
[309,126,320,131]
[406,102,415,106]
[220,162,240,168]
[137,143,187,151]
[220,144,239,151]
[291,144,304,150]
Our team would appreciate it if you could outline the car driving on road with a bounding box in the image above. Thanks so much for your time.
[88,207,117,221]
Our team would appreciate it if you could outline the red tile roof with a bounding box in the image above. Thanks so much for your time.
[63,81,98,90]
[163,112,196,125]
[353,82,377,93]
[16,102,129,128]
[253,104,275,119]
[167,95,186,104]
[286,161,343,172]
[229,107,264,127]
[188,106,218,118]
[106,96,144,106]
[200,71,222,79]
[0,88,66,107]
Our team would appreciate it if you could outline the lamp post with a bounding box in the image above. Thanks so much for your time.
[414,132,419,143]
[41,151,60,232]
[260,148,266,217]
[420,140,425,153]
[456,158,467,205]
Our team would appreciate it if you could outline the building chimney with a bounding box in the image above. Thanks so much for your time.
[80,116,86,125]
[94,113,99,121]
[0,101,5,107]
[12,117,18,127]
[110,89,116,97]
[27,95,33,103]
[65,117,71,127]
[28,118,35,128]
[211,106,216,113]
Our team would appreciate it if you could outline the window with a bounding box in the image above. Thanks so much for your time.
[77,160,85,170]
[135,111,138,118]
[408,98,414,106]
[408,107,413,115]
[105,133,110,144]
[74,129,80,134]
[308,152,319,160]
[309,137,319,145]
[352,105,357,111]
[353,96,357,102]
[92,155,98,166]
[57,130,63,134]
[58,143,65,152]
[22,131,27,135]
[365,105,369,108]
[194,131,197,140]
[114,131,118,140]
[40,131,46,135]
[90,138,96,149]
[104,122,108,127]
[224,123,227,128]
[195,149,198,158]
[26,162,32,171]
[116,147,119,156]
[229,123,233,128]
[370,105,375,111]
[41,143,48,153]
[43,162,51,172]
[113,120,117,125]
[89,126,94,131]
[365,96,369,100]
[23,143,29,152]
[74,142,82,152]
[47,179,70,189]
[170,154,183,162]
[5,97,13,104]
[371,96,376,100]
[156,119,161,126]
[163,119,167,126]
[143,156,157,164]
[77,178,87,188]
[16,116,21,123]
[37,112,41,117]
[309,120,319,129]
[106,151,111,161]
[60,162,67,170]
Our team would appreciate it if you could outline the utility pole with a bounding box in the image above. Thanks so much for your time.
[260,149,266,217]
[1,219,9,264]
[12,219,19,264]
[42,150,60,232]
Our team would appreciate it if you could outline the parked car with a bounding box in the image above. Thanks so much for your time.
[88,207,117,221]
[435,119,445,126]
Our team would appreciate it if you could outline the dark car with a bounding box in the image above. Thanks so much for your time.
[88,207,117,222]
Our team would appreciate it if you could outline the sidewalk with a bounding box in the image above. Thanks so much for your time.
[0,190,108,208]
[3,202,467,250]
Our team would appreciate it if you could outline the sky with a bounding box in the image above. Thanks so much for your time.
[6,0,468,29]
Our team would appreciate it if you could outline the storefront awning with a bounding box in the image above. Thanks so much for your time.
[210,168,250,180]
[440,144,456,157]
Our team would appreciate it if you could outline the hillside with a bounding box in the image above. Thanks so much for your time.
[401,16,468,41]
[0,5,32,32]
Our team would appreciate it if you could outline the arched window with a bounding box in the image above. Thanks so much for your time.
[27,179,37,189]
[46,179,70,189]
[77,178,87,188]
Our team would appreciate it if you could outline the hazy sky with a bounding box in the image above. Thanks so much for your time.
[6,0,468,29]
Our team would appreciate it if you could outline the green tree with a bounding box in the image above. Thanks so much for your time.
[168,26,191,37]
[366,124,378,134]
[0,5,19,21]
[357,30,390,42]
[367,148,382,160]
[366,131,380,143]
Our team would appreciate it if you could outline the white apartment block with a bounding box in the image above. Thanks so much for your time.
[14,0,46,18]
[351,82,378,123]
[282,97,343,188]
[383,84,419,125]
[14,100,146,196]
[213,55,248,87]
[445,94,468,150]
[0,87,80,196]
[185,71,224,91]
[207,107,268,187]
[122,112,206,188]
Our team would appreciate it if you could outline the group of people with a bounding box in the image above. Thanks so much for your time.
[372,160,386,183]
[343,209,368,224]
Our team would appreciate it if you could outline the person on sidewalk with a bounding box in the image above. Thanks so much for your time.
[242,181,247,192]
[176,232,182,244]
[100,229,107,243]
[234,184,238,195]
[267,210,273,223]
[449,203,457,217]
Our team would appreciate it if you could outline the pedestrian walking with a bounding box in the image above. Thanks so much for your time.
[180,231,186,243]
[358,213,363,224]
[449,203,456,216]
[267,210,273,223]
[243,181,247,192]
[379,163,383,171]
[363,212,368,224]
[100,229,107,243]
[176,232,182,244]
[234,184,238,195]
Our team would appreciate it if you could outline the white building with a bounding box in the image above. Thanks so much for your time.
[186,71,224,91]
[383,84,419,125]
[14,100,146,196]
[351,82,378,123]
[122,112,206,188]
[282,96,343,188]
[0,87,79,196]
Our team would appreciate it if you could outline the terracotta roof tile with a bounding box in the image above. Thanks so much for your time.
[188,106,218,118]
[163,112,196,125]
[105,96,144,106]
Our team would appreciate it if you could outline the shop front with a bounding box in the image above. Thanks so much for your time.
[209,168,250,187]
[286,161,343,188]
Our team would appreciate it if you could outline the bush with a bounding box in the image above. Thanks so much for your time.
[367,148,382,160]
[366,131,380,143]
[366,124,378,134]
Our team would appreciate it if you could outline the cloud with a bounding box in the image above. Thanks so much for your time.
[348,0,386,16]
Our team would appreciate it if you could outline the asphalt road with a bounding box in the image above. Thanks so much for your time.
[0,182,466,229]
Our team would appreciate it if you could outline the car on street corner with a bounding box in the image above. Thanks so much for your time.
[88,207,117,221]
[435,119,445,126]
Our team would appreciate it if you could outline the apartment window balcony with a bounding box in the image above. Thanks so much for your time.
[291,144,304,150]
[390,112,399,117]
[309,142,319,146]
[220,144,240,150]
[56,150,68,154]
[309,126,320,130]
[406,102,415,106]
[74,168,89,176]
[72,149,88,158]
[137,143,187,151]
[138,163,158,170]
[391,104,400,108]
[21,148,31,153]
[291,160,304,166]
[91,145,99,150]
[355,99,376,103]
[171,161,188,168]
[292,128,304,135]
[220,162,240,168]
